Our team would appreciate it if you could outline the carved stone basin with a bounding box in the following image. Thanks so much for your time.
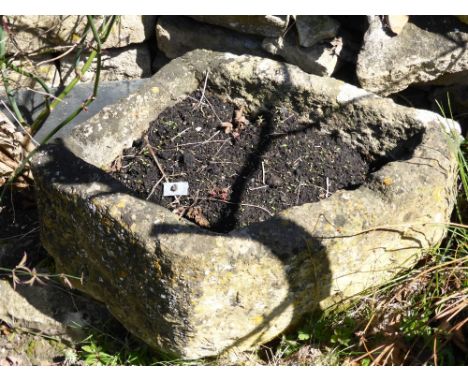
[31,50,460,359]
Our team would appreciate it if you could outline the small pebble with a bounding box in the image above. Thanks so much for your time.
[266,174,283,188]
[181,152,196,168]
[195,126,202,132]
[157,151,172,160]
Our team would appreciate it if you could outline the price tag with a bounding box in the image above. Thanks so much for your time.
[163,182,189,197]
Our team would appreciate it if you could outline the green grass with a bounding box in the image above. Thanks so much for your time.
[55,102,468,366]
[275,110,467,366]
[1,93,465,366]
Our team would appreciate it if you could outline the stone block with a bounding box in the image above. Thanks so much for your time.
[31,50,460,359]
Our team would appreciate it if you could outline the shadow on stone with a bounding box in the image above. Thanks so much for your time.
[27,50,459,359]
[30,136,332,359]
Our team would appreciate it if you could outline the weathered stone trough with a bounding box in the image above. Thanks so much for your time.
[31,50,460,359]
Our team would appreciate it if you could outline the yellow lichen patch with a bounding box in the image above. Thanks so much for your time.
[251,315,264,325]
[116,199,126,209]
[432,187,443,203]
[71,33,81,43]
[108,205,120,218]
[151,87,160,94]
[153,260,162,277]
[382,177,394,186]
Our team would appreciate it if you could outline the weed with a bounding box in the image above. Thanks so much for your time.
[281,98,467,366]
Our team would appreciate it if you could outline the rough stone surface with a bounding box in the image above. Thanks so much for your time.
[60,44,152,85]
[5,16,157,55]
[190,16,289,38]
[295,16,340,48]
[156,16,269,60]
[1,45,151,92]
[0,279,111,341]
[357,16,468,95]
[31,50,460,359]
[30,79,150,142]
[3,58,60,91]
[262,33,343,76]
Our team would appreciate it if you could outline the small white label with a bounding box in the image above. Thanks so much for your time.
[163,182,189,197]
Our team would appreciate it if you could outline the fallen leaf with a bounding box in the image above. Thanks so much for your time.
[219,121,233,134]
[110,155,122,172]
[233,106,250,130]
[187,206,210,228]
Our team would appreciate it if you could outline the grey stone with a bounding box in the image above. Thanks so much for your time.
[156,16,269,59]
[31,50,460,359]
[5,16,157,55]
[357,16,468,95]
[60,44,152,85]
[1,44,152,92]
[295,16,340,48]
[262,33,343,76]
[0,279,112,341]
[0,79,150,143]
[1,57,60,91]
[190,16,289,38]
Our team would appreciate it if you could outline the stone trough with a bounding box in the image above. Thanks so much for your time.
[31,50,460,359]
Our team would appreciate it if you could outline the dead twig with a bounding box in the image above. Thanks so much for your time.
[198,70,209,106]
[146,176,164,201]
[212,138,231,159]
[36,43,78,66]
[203,95,223,124]
[203,197,274,216]
[262,161,266,185]
[144,136,168,182]
[170,127,191,142]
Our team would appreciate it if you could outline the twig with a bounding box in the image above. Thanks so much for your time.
[249,185,269,191]
[209,160,235,164]
[173,130,221,150]
[0,18,26,125]
[325,177,331,198]
[350,344,386,363]
[36,43,78,66]
[146,176,164,201]
[165,139,226,150]
[203,197,274,216]
[371,344,394,366]
[187,95,209,107]
[198,70,209,106]
[295,183,304,205]
[29,16,116,135]
[0,16,117,203]
[144,136,168,181]
[25,44,79,57]
[203,95,223,124]
[170,127,190,142]
[22,87,64,103]
[0,100,39,146]
[262,161,266,185]
[204,130,221,143]
[0,226,39,241]
[212,138,230,159]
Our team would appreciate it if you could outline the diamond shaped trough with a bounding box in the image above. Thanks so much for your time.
[31,50,460,359]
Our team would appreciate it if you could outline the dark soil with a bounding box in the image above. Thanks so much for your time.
[111,90,372,233]
[0,189,47,270]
